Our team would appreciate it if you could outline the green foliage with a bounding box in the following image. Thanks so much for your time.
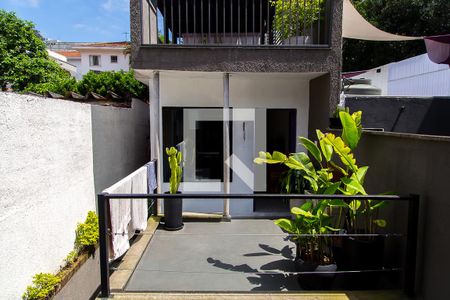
[63,250,78,267]
[75,211,99,249]
[77,70,148,100]
[271,0,322,40]
[166,147,183,194]
[25,74,77,96]
[343,0,450,71]
[0,10,72,91]
[254,110,388,243]
[22,273,61,300]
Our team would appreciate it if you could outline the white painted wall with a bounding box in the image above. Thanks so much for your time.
[0,93,149,299]
[158,71,311,216]
[77,48,130,77]
[67,58,82,80]
[355,54,450,96]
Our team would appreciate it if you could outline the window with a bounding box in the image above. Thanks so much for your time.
[89,55,100,66]
[110,55,118,63]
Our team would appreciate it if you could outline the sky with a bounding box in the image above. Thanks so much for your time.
[0,0,130,42]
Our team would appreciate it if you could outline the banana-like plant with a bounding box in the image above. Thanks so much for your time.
[254,110,387,237]
[166,147,183,194]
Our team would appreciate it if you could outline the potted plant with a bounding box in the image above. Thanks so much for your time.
[164,146,184,231]
[254,110,389,289]
[271,0,322,45]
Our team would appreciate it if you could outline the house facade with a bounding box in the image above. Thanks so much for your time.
[130,0,343,217]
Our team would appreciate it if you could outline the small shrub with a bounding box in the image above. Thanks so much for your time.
[75,211,99,250]
[63,250,78,267]
[77,70,148,100]
[22,273,61,300]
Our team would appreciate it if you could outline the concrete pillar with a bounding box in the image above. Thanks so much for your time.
[149,71,162,214]
[223,73,231,219]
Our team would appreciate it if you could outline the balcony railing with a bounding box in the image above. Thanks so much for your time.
[97,193,419,297]
[139,0,332,47]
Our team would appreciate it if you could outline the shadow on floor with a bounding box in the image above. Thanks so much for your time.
[207,243,301,291]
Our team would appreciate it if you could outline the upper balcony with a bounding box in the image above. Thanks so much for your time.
[130,0,343,73]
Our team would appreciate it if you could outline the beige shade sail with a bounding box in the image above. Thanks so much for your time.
[342,0,422,41]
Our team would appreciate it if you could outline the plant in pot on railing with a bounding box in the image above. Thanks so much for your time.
[164,146,184,231]
[271,0,322,45]
[254,110,389,289]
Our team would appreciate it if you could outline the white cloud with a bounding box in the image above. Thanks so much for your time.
[101,0,129,12]
[8,0,40,7]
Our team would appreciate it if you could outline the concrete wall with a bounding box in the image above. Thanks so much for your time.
[356,131,450,299]
[0,93,149,299]
[346,96,450,136]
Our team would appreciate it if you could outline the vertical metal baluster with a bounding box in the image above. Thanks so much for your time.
[245,0,247,44]
[171,0,174,43]
[208,0,211,44]
[223,0,225,43]
[309,0,313,44]
[282,0,286,45]
[201,0,204,44]
[163,0,167,43]
[194,0,196,43]
[252,0,255,45]
[156,0,159,44]
[231,0,233,44]
[288,0,291,45]
[238,0,240,45]
[216,0,218,44]
[296,0,299,45]
[303,0,306,44]
[317,0,321,44]
[185,0,189,44]
[267,0,270,44]
[178,0,181,44]
[260,0,263,45]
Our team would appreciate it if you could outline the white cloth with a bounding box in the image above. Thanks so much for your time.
[342,0,422,41]
[103,177,132,260]
[103,166,149,260]
[130,166,148,232]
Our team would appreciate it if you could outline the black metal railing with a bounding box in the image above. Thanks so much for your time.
[97,193,419,297]
[140,0,332,46]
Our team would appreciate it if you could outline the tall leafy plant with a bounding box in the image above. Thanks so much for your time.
[166,147,183,194]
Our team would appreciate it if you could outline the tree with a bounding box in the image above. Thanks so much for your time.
[0,10,71,90]
[343,0,450,72]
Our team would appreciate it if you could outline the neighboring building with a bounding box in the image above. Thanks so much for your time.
[349,54,450,96]
[130,0,343,217]
[51,42,130,80]
[52,50,82,79]
[73,42,130,77]
[47,49,78,78]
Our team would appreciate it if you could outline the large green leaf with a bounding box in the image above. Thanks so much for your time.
[323,182,341,195]
[321,133,358,173]
[342,177,367,195]
[254,151,287,164]
[317,130,333,162]
[274,218,295,233]
[373,219,387,228]
[299,137,322,163]
[339,110,362,150]
[291,207,314,218]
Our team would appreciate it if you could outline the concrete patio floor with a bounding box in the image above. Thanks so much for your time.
[125,219,301,292]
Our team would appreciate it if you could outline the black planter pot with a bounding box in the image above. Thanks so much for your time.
[333,236,385,289]
[295,259,337,290]
[164,192,183,231]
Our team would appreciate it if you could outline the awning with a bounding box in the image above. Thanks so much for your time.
[342,0,422,41]
[424,35,450,66]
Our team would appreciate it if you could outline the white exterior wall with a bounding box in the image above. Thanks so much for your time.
[0,94,149,299]
[356,54,450,96]
[158,71,311,216]
[388,54,450,96]
[68,58,82,80]
[78,48,130,76]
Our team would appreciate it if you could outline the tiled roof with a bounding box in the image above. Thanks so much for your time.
[55,50,81,58]
[78,41,130,48]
